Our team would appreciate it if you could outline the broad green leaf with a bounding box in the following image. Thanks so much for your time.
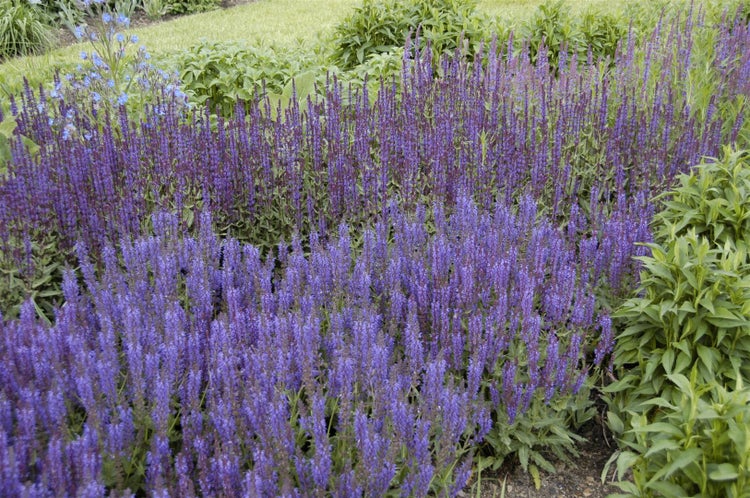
[706,463,740,483]
[667,373,692,396]
[648,448,702,482]
[644,439,680,457]
[662,348,675,375]
[616,451,640,481]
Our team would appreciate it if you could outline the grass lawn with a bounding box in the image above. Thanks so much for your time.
[1,0,625,99]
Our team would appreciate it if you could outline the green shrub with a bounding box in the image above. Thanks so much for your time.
[522,0,584,67]
[0,0,57,59]
[163,0,219,15]
[173,40,323,117]
[607,373,750,498]
[579,10,627,63]
[330,0,493,71]
[520,1,630,69]
[604,147,750,493]
[655,148,750,250]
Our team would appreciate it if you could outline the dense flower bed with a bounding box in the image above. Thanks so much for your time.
[0,7,748,496]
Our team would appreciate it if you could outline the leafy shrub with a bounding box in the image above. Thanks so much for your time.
[604,147,750,490]
[655,147,750,250]
[579,10,627,62]
[143,0,167,19]
[0,0,57,59]
[520,1,631,69]
[163,0,219,15]
[43,0,88,34]
[608,373,750,498]
[173,40,316,116]
[330,0,493,71]
[522,0,584,67]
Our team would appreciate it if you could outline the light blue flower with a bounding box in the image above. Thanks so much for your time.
[117,93,128,106]
[102,13,112,24]
[130,35,139,43]
[116,33,125,43]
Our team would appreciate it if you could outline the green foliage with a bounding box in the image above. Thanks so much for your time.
[0,0,57,60]
[44,0,88,34]
[521,1,630,69]
[477,382,596,487]
[163,0,219,15]
[330,0,493,71]
[174,40,321,116]
[143,0,167,20]
[0,230,69,323]
[607,372,750,498]
[579,10,627,62]
[604,147,750,497]
[522,1,584,67]
[0,113,40,174]
[655,148,750,250]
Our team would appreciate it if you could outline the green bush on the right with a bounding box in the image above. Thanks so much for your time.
[609,373,750,498]
[605,147,750,497]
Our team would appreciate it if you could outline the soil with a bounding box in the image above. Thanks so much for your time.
[48,2,629,496]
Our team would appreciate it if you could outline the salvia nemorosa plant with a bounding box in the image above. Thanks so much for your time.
[1,11,746,266]
[0,7,748,495]
[0,197,617,495]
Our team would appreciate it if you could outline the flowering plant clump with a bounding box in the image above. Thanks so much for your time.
[0,5,749,495]
[0,198,616,495]
[47,7,187,140]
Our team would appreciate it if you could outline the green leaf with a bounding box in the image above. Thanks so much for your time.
[632,422,683,437]
[529,464,542,490]
[667,373,692,396]
[707,463,740,481]
[645,480,690,496]
[648,448,702,482]
[643,439,680,457]
[615,451,640,481]
[662,348,675,375]
[0,115,18,137]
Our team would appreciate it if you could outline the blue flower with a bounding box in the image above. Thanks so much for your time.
[116,33,125,43]
[80,51,88,60]
[117,93,128,106]
[130,35,139,43]
[102,13,112,24]
[74,26,85,39]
